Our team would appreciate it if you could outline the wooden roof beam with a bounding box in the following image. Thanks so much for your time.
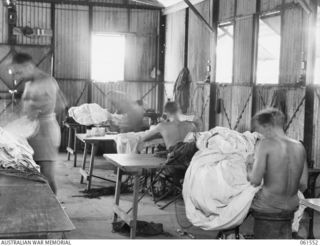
[183,0,214,33]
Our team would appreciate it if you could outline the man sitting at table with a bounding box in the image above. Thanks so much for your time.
[137,101,198,171]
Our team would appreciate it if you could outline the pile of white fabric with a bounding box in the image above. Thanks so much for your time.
[115,127,165,154]
[0,126,39,172]
[183,126,305,232]
[68,103,112,126]
[183,127,260,230]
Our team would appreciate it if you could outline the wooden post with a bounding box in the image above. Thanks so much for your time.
[87,5,93,104]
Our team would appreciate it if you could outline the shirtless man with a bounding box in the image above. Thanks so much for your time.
[10,53,66,194]
[138,101,197,151]
[247,108,308,214]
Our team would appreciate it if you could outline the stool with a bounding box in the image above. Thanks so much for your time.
[252,210,294,239]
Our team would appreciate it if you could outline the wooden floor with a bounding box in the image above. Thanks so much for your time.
[55,153,316,239]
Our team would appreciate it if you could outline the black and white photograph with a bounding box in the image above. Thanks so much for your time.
[0,0,319,243]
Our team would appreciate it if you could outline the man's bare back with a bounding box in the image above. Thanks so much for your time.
[158,120,196,149]
[257,136,307,198]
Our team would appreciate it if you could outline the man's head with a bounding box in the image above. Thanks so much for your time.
[10,53,35,82]
[164,101,179,120]
[252,108,285,136]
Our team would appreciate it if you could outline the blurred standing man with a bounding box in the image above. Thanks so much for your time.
[10,53,66,195]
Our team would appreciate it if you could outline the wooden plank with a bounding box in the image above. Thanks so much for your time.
[0,174,74,236]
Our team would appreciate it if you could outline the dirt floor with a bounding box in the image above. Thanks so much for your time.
[55,152,317,239]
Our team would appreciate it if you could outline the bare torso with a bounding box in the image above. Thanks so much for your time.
[260,137,305,198]
[22,74,58,117]
[158,120,196,149]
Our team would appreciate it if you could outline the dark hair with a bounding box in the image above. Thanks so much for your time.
[11,53,33,64]
[252,108,285,128]
[164,101,178,114]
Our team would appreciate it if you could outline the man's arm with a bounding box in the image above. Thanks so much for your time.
[137,124,162,152]
[299,148,308,192]
[247,140,269,187]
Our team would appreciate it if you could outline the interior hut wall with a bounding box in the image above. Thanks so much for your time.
[90,7,160,111]
[0,1,161,150]
[163,0,309,139]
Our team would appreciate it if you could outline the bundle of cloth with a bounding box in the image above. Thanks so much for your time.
[68,103,113,126]
[182,127,305,232]
[0,124,39,173]
[115,128,165,154]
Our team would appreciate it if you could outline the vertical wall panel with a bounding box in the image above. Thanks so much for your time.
[55,5,89,79]
[279,6,303,84]
[187,82,211,131]
[91,82,158,111]
[236,0,256,16]
[164,10,185,82]
[234,16,255,84]
[218,0,235,21]
[92,7,128,33]
[0,1,8,43]
[260,0,282,12]
[125,9,159,81]
[215,85,252,132]
[188,0,214,82]
[15,1,51,45]
[253,85,305,141]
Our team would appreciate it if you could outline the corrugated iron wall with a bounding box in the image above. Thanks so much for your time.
[0,2,8,43]
[187,0,213,82]
[163,0,309,146]
[15,1,51,45]
[55,5,90,80]
[164,9,185,83]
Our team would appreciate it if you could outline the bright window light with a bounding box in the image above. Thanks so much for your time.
[314,7,320,84]
[91,34,125,82]
[256,14,281,84]
[216,24,234,83]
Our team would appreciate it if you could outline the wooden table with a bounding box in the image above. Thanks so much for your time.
[0,173,75,238]
[103,154,166,239]
[77,133,117,191]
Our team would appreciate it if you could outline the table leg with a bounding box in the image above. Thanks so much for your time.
[113,167,122,224]
[67,127,71,161]
[87,144,97,191]
[80,142,88,184]
[73,128,78,167]
[130,175,139,239]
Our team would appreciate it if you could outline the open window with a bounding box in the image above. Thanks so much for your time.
[216,23,234,83]
[256,14,281,84]
[314,7,320,84]
[91,34,125,82]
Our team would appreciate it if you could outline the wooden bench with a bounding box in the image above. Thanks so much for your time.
[0,172,75,238]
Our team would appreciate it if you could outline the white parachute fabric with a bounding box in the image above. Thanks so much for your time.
[183,127,260,230]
